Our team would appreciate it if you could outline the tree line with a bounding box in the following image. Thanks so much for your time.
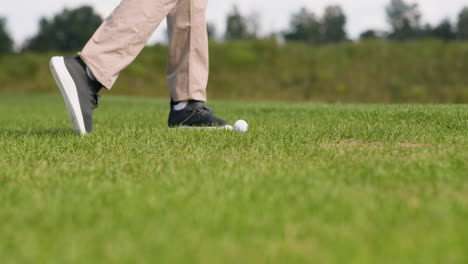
[362,0,468,41]
[0,0,467,54]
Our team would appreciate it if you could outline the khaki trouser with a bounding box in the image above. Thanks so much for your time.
[79,0,209,102]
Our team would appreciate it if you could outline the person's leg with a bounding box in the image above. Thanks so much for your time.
[50,0,230,134]
[50,0,179,135]
[166,0,230,128]
[166,0,209,102]
[80,0,180,89]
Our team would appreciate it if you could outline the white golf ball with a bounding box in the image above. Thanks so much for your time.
[233,120,248,133]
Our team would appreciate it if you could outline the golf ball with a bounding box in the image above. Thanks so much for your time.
[234,120,248,133]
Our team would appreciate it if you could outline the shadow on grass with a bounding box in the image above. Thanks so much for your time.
[0,128,75,138]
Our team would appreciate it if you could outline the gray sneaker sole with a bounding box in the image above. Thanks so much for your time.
[50,56,87,135]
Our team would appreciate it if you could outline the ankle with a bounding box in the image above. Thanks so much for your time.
[172,101,188,111]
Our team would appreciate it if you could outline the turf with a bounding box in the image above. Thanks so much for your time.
[0,92,467,264]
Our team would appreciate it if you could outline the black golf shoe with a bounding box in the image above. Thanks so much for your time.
[50,56,102,135]
[168,101,231,129]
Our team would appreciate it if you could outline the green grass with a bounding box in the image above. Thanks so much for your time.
[0,92,467,263]
[2,40,468,103]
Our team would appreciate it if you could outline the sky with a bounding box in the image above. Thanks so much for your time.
[1,0,467,46]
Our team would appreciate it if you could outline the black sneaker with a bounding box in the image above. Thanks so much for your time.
[50,56,102,135]
[168,101,232,129]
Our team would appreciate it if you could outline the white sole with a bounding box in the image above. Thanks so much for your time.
[171,125,234,130]
[50,56,86,135]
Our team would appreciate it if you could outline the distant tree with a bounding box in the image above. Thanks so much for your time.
[322,5,347,43]
[431,19,456,40]
[420,23,433,38]
[23,6,102,52]
[225,6,257,40]
[284,7,322,44]
[360,29,387,40]
[0,17,13,54]
[207,22,217,40]
[457,7,468,39]
[360,30,378,40]
[386,0,422,40]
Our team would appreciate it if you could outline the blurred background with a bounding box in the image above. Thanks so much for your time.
[0,0,467,103]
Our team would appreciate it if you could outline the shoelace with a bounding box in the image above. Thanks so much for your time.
[186,102,212,114]
[90,92,100,109]
[178,102,213,125]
